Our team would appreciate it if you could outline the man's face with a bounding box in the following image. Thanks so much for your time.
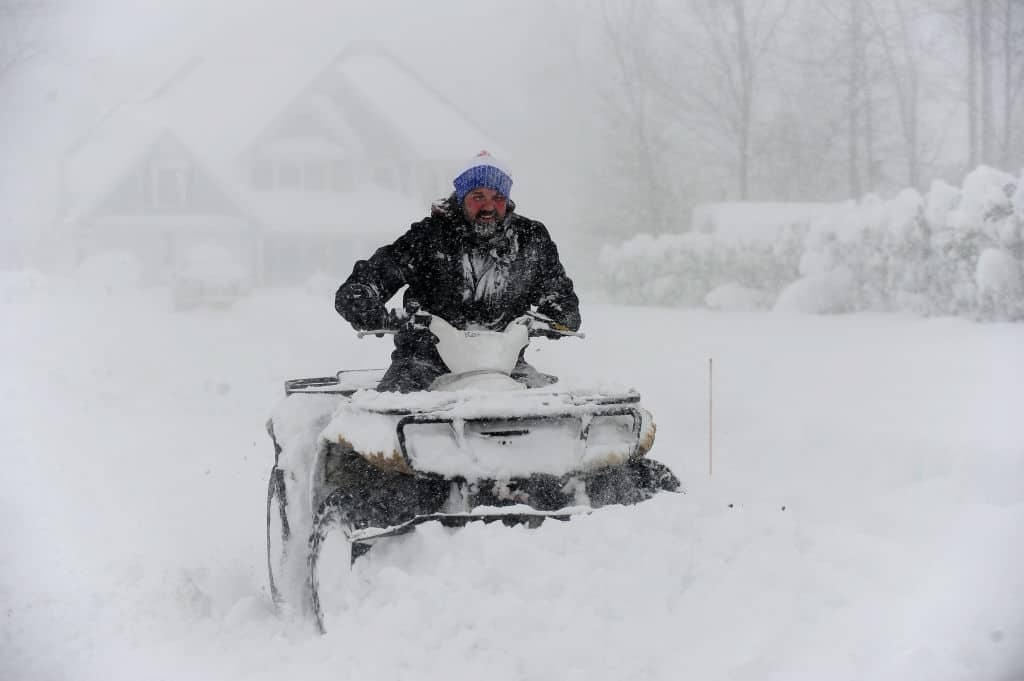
[462,187,508,230]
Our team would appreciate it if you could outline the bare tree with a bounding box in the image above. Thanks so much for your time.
[571,0,1009,216]
[998,0,1024,167]
[848,0,866,196]
[866,0,931,188]
[979,0,995,161]
[571,0,690,239]
[675,0,793,199]
[966,0,979,166]
[962,0,1024,169]
[598,0,664,227]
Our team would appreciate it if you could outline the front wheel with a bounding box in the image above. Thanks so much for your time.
[308,489,365,634]
[266,466,291,607]
[584,457,682,507]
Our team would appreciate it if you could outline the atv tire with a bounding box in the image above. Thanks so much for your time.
[585,457,682,507]
[266,466,291,607]
[307,488,367,634]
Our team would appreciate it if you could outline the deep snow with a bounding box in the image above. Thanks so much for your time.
[2,280,1023,681]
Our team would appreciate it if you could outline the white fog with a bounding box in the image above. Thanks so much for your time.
[2,1,1023,680]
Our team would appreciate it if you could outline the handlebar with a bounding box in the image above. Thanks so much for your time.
[356,310,584,339]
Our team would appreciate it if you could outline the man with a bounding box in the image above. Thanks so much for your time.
[335,151,581,392]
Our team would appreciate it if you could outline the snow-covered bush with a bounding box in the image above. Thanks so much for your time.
[976,248,1023,320]
[598,229,801,308]
[598,166,1024,321]
[598,233,717,307]
[774,268,854,314]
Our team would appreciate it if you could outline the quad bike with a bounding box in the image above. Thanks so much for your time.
[265,309,680,633]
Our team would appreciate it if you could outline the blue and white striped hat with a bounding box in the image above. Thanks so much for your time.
[453,151,513,203]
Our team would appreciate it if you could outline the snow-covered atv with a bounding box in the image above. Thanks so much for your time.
[265,310,680,632]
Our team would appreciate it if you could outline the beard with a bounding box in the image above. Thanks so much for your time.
[464,209,506,239]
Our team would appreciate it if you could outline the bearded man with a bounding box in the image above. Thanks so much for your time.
[335,151,581,393]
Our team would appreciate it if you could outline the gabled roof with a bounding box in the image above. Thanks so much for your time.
[331,44,500,160]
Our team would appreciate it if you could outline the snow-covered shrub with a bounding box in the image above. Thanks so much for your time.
[927,167,1021,319]
[975,248,1024,321]
[597,166,1024,321]
[882,192,932,314]
[599,230,800,309]
[774,267,855,314]
[599,233,721,307]
[719,239,800,296]
[924,179,961,228]
[951,166,1016,233]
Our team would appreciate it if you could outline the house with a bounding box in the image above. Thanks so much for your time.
[59,31,504,286]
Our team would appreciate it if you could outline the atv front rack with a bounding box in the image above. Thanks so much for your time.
[284,369,385,396]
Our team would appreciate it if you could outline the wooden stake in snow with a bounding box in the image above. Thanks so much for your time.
[709,357,713,478]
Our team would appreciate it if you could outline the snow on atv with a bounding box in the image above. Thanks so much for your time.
[265,308,680,633]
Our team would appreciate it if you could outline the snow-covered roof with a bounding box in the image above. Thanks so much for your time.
[335,51,504,162]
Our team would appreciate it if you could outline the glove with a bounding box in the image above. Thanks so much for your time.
[337,284,386,331]
[532,326,566,339]
[522,309,575,339]
[530,317,574,339]
[394,328,439,354]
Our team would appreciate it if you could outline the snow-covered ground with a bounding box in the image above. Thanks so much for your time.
[2,280,1023,681]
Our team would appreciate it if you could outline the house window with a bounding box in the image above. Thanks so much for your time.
[150,165,191,210]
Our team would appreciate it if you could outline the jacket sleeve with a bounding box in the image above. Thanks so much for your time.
[530,223,581,332]
[334,221,424,324]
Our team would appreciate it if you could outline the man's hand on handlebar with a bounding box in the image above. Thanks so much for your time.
[355,307,435,339]
[517,310,585,339]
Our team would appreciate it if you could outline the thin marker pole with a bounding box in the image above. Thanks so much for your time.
[709,357,713,478]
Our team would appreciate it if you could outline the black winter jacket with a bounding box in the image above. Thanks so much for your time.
[335,195,580,360]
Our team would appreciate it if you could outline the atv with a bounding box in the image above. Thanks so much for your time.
[265,309,680,632]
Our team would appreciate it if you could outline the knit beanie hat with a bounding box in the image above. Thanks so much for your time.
[453,151,513,203]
